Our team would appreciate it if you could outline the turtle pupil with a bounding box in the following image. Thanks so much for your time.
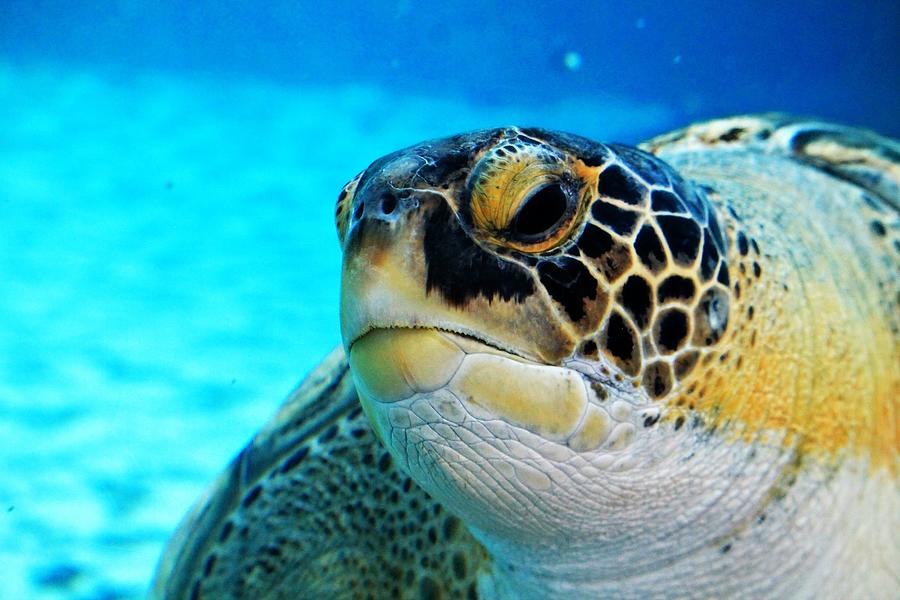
[511,184,568,239]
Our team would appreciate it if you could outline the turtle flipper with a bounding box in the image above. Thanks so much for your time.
[149,347,488,600]
[643,113,900,209]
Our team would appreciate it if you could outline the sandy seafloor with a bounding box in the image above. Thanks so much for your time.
[0,61,672,599]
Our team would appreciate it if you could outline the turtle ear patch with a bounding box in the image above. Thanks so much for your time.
[693,286,730,346]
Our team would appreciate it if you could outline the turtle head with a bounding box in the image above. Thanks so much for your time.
[337,127,731,543]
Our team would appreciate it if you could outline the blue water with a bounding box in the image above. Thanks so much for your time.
[0,3,896,599]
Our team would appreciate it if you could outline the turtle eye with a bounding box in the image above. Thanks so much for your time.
[509,183,569,241]
[468,138,584,253]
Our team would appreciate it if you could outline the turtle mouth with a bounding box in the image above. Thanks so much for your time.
[347,325,608,451]
[347,322,540,364]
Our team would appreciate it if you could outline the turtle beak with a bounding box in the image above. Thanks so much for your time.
[338,195,524,358]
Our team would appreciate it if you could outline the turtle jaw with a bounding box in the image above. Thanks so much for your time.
[345,326,636,550]
[346,324,642,472]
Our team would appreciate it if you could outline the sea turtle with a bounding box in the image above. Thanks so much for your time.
[149,114,899,599]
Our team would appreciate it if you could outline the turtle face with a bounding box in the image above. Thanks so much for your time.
[337,127,731,539]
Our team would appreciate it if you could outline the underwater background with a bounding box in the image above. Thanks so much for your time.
[0,2,897,598]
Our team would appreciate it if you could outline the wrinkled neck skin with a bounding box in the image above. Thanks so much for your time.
[357,377,893,600]
[465,431,890,600]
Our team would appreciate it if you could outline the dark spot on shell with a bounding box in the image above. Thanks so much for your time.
[443,516,460,539]
[280,446,310,473]
[538,257,599,322]
[617,275,654,330]
[650,189,686,213]
[656,215,702,265]
[203,554,217,577]
[578,223,613,257]
[452,553,467,579]
[634,225,667,272]
[242,485,263,508]
[737,231,750,256]
[601,311,641,376]
[378,452,393,473]
[642,361,673,398]
[674,351,699,379]
[599,164,644,205]
[716,264,730,286]
[219,521,234,542]
[319,424,338,443]
[719,127,745,142]
[699,229,720,281]
[592,200,641,235]
[468,583,478,600]
[658,275,696,303]
[655,308,690,353]
[580,224,633,282]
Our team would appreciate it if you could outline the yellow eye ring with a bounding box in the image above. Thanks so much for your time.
[468,143,583,253]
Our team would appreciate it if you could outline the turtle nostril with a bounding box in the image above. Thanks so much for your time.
[353,202,364,221]
[380,193,397,215]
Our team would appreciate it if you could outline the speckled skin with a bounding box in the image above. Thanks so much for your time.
[150,349,489,599]
[150,115,899,599]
